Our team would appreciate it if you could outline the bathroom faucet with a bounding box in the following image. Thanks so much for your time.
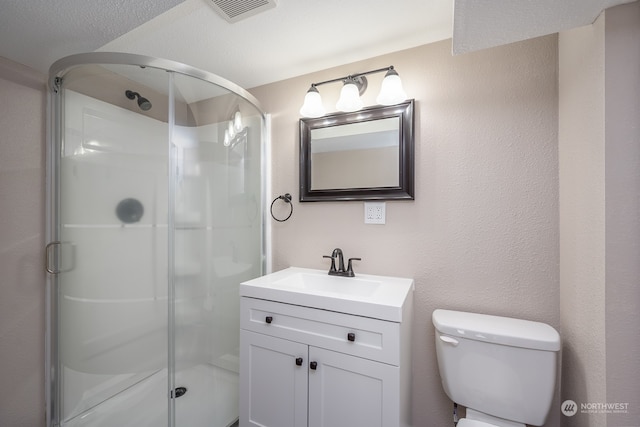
[323,248,361,277]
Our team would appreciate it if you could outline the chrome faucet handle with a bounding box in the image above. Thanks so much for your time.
[346,257,361,277]
[323,255,337,273]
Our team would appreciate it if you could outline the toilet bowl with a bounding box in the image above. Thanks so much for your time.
[432,309,560,427]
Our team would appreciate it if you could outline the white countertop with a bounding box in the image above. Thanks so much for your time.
[240,267,414,322]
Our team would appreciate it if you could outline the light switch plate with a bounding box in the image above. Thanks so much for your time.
[364,202,386,224]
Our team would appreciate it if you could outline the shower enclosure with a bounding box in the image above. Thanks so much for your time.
[45,53,266,427]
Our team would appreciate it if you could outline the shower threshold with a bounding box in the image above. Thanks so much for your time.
[61,363,239,427]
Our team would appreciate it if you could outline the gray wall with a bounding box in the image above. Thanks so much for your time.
[251,35,561,427]
[559,12,607,427]
[0,57,46,426]
[603,5,640,426]
[2,3,639,425]
[559,2,640,426]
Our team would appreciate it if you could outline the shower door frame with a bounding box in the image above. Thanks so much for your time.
[45,52,268,427]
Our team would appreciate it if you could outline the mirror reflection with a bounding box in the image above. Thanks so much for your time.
[299,100,414,202]
[310,117,400,190]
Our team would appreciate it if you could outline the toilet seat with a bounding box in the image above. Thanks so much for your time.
[457,419,498,427]
[458,408,527,427]
[456,409,526,427]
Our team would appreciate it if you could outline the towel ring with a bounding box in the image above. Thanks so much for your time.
[270,193,293,222]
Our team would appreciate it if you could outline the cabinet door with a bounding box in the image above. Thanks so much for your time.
[308,347,400,427]
[240,330,308,427]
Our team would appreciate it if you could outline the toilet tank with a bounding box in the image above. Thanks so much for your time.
[432,309,560,426]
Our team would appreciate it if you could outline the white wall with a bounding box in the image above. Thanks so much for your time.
[251,35,561,427]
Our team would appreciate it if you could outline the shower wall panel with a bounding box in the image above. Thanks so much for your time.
[59,91,169,420]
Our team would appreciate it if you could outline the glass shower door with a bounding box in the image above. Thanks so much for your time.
[52,64,171,426]
[47,53,265,427]
[169,72,264,427]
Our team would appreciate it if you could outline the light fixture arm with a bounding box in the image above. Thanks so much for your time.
[308,65,396,90]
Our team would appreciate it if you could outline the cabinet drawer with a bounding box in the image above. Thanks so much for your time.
[241,297,400,366]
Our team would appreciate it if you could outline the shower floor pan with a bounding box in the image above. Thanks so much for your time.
[62,363,239,427]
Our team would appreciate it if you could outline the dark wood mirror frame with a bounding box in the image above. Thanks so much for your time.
[299,99,415,202]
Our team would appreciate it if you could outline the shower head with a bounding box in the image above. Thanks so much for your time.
[125,90,152,111]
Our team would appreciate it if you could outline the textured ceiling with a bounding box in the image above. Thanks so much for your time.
[98,0,455,89]
[0,0,632,91]
[0,0,186,74]
[452,0,635,54]
[0,0,454,89]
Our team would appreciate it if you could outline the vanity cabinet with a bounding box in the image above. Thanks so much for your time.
[240,330,308,427]
[239,295,412,427]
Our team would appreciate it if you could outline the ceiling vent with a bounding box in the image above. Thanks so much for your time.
[209,0,277,23]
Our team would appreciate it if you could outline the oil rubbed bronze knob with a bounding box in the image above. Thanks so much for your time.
[296,357,303,366]
[310,361,318,370]
[347,332,356,342]
[265,316,273,324]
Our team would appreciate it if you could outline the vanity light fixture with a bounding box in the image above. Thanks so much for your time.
[233,111,243,132]
[299,65,407,118]
[223,110,246,147]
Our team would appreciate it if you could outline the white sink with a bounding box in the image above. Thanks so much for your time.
[240,267,414,321]
[274,272,381,297]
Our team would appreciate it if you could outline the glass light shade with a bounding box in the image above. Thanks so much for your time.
[336,82,363,112]
[233,111,243,132]
[299,87,326,118]
[376,69,407,105]
[223,129,231,147]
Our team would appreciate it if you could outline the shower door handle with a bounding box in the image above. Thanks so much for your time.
[45,241,76,274]
[45,241,61,274]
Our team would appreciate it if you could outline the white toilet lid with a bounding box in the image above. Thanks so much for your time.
[457,418,498,427]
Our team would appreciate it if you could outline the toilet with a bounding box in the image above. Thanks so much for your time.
[432,309,561,427]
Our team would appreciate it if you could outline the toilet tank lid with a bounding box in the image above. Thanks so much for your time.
[432,309,560,351]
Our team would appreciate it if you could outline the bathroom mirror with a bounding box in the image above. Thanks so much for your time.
[299,100,414,202]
